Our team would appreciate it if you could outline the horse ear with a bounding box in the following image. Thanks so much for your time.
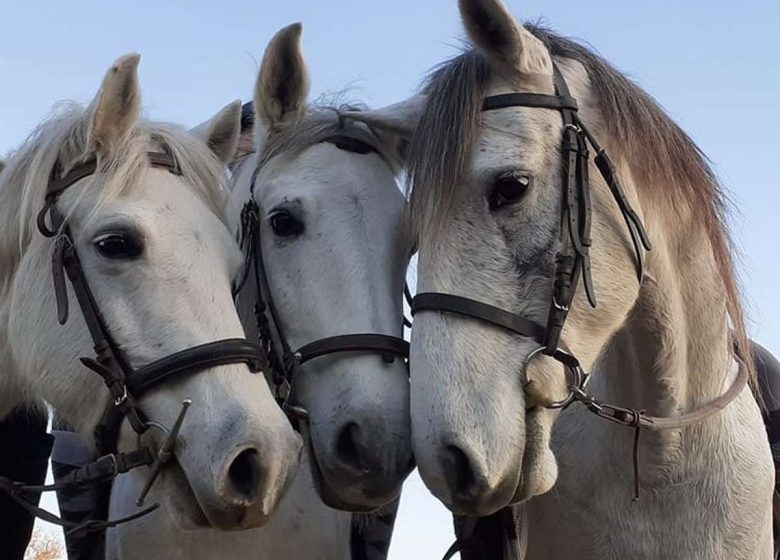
[342,96,427,165]
[342,96,427,138]
[254,22,310,137]
[459,0,551,76]
[233,102,256,161]
[88,54,142,154]
[191,100,242,164]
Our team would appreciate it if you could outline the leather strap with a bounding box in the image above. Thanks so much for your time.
[412,292,546,343]
[15,449,154,494]
[37,153,180,237]
[327,135,379,156]
[127,338,265,396]
[573,358,749,431]
[296,334,409,366]
[483,93,578,112]
[0,478,158,536]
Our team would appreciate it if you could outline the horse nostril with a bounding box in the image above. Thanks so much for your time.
[335,421,363,471]
[442,444,477,499]
[226,448,261,503]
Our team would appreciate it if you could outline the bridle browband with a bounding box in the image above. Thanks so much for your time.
[411,62,750,514]
[0,150,268,535]
[235,134,410,424]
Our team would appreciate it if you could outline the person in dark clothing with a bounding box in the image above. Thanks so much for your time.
[0,407,53,560]
[753,342,780,559]
[755,342,780,465]
[50,422,106,560]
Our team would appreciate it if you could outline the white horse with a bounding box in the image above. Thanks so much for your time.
[349,0,774,558]
[108,24,412,559]
[0,54,301,540]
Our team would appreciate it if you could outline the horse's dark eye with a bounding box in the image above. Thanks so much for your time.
[270,211,304,237]
[488,171,531,211]
[94,233,143,260]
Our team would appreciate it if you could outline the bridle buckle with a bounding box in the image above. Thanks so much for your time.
[113,385,129,407]
[552,296,570,312]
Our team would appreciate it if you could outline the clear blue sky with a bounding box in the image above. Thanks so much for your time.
[2,1,778,558]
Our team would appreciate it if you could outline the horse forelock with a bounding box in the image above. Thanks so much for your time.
[256,103,398,172]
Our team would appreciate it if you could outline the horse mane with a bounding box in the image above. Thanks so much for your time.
[0,101,230,300]
[409,25,751,379]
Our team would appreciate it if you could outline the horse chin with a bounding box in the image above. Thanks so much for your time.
[304,431,399,512]
[511,408,559,503]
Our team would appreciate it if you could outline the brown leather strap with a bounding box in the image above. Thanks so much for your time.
[572,358,749,431]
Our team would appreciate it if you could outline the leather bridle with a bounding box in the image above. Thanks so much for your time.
[410,63,750,539]
[0,151,268,535]
[235,134,410,425]
[413,64,653,399]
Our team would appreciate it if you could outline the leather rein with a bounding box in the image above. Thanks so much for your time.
[0,151,268,536]
[410,64,749,559]
[234,134,410,425]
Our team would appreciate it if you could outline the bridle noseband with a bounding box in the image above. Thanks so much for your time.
[411,63,749,502]
[0,151,268,535]
[235,135,410,424]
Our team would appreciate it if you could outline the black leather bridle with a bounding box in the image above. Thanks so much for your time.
[235,134,410,424]
[414,63,752,560]
[0,151,268,535]
[412,63,652,409]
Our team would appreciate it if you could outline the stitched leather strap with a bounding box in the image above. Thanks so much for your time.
[295,334,409,366]
[579,359,749,431]
[127,338,265,396]
[412,293,547,344]
[14,449,154,494]
[483,93,578,112]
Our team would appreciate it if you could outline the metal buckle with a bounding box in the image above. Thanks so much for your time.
[114,385,128,407]
[282,403,309,422]
[102,453,120,478]
[525,346,585,409]
[552,295,570,312]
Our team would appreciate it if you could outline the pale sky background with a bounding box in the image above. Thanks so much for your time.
[2,1,778,558]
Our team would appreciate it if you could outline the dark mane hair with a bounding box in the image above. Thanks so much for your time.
[408,25,751,378]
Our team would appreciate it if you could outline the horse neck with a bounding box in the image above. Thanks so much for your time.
[596,191,734,419]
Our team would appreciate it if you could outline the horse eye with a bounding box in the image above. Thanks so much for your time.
[488,171,532,211]
[94,233,144,260]
[270,210,304,237]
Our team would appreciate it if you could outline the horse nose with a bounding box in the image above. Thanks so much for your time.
[440,443,483,502]
[335,421,367,472]
[223,447,263,505]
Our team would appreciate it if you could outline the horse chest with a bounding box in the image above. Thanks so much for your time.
[525,398,774,560]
